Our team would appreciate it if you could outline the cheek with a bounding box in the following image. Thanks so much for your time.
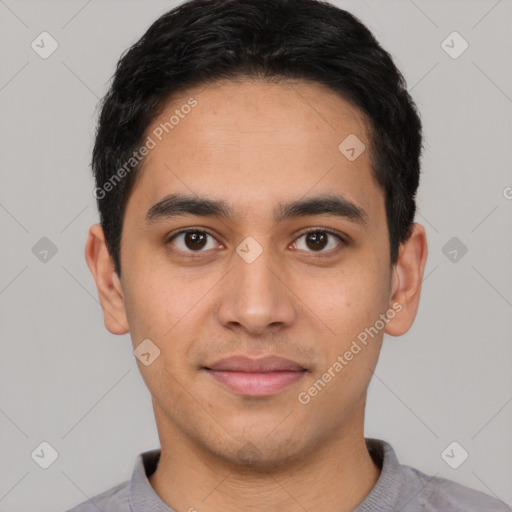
[293,261,386,340]
[121,275,165,342]
[120,261,216,383]
[120,242,196,337]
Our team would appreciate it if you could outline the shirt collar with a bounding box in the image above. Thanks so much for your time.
[128,438,403,512]
[354,438,403,511]
[129,449,176,511]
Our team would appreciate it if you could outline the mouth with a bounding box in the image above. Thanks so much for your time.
[202,355,308,397]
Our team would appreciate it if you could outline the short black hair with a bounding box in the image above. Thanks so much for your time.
[92,0,422,276]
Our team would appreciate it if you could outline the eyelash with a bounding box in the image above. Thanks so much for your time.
[165,227,346,258]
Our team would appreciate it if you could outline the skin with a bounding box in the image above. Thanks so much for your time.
[85,79,428,512]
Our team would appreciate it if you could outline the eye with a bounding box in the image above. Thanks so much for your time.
[291,229,345,253]
[167,230,222,253]
[166,227,346,257]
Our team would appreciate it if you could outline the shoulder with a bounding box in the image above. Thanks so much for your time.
[398,464,508,511]
[65,480,131,512]
[364,439,508,512]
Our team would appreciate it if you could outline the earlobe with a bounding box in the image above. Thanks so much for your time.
[84,223,130,335]
[384,223,428,337]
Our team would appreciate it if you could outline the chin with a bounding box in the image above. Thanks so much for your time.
[204,433,311,472]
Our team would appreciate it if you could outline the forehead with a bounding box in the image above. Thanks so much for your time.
[127,78,384,227]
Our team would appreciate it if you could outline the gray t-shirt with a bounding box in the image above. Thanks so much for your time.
[66,438,508,511]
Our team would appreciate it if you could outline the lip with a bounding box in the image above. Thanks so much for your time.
[206,355,306,372]
[203,355,307,397]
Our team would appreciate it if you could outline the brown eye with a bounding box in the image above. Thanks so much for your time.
[293,229,344,253]
[168,230,218,253]
[184,231,207,250]
[305,232,328,251]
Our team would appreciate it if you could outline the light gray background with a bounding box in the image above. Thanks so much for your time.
[1,1,511,511]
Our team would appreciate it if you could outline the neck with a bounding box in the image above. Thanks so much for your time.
[148,403,381,512]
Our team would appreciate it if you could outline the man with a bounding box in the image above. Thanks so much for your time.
[70,0,506,510]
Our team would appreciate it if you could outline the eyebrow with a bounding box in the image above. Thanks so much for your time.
[145,193,369,227]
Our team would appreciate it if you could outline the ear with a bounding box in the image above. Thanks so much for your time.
[84,223,129,335]
[385,223,428,336]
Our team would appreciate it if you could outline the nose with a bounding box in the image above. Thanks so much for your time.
[215,243,297,336]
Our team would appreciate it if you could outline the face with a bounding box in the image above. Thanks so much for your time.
[88,78,425,468]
